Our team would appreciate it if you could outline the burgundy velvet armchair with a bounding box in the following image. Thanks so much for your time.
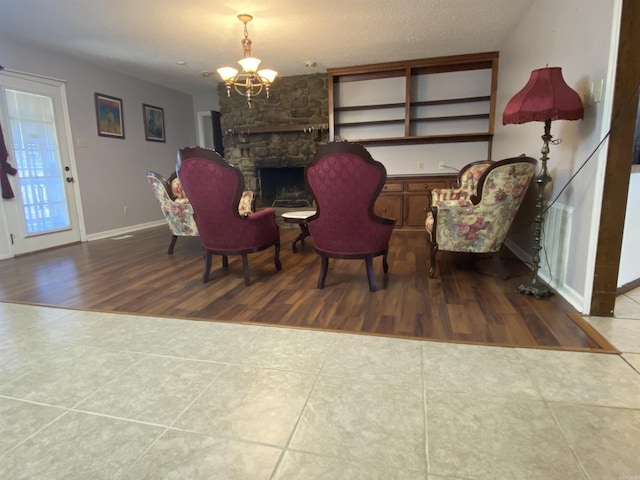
[177,147,281,286]
[305,142,395,292]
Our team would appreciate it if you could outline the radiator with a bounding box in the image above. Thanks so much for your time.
[540,203,573,286]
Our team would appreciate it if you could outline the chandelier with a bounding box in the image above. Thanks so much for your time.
[217,14,278,108]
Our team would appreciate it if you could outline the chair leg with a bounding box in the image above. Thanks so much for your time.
[222,255,228,269]
[382,250,389,274]
[274,241,282,271]
[203,251,212,283]
[168,235,177,255]
[429,243,439,279]
[365,257,377,292]
[242,254,251,286]
[317,256,329,289]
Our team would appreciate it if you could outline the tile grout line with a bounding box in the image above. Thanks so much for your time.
[544,400,592,480]
[115,362,230,479]
[267,334,339,480]
[0,404,69,460]
[421,343,430,478]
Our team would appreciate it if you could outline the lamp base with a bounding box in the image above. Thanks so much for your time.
[517,279,554,299]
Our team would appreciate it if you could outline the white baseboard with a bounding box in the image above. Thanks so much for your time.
[504,238,585,313]
[86,220,165,241]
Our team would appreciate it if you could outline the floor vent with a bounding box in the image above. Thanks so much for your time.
[540,203,572,285]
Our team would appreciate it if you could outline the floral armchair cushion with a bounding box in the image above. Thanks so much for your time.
[238,191,256,216]
[431,160,494,205]
[171,176,255,217]
[426,158,536,255]
[170,177,189,203]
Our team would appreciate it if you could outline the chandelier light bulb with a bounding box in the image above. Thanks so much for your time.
[238,57,261,73]
[258,69,278,83]
[216,67,238,81]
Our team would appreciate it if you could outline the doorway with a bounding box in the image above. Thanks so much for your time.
[0,70,84,255]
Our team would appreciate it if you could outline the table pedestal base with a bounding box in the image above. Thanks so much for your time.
[281,210,316,253]
[292,224,310,253]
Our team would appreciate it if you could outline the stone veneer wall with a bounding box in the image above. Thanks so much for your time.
[217,72,329,193]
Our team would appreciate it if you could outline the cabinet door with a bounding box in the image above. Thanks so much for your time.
[405,194,431,227]
[374,195,403,225]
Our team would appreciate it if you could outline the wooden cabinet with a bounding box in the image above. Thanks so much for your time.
[375,185,403,221]
[405,194,431,227]
[374,175,456,229]
[328,52,499,159]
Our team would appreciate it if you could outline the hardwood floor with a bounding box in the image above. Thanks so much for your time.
[0,225,616,352]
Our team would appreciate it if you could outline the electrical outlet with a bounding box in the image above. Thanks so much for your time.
[123,206,128,214]
[418,162,424,170]
[438,161,445,170]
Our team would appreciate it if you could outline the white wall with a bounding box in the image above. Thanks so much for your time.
[0,35,196,247]
[619,171,640,286]
[193,93,219,114]
[493,0,621,312]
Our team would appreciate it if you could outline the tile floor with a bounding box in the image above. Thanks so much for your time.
[0,289,639,479]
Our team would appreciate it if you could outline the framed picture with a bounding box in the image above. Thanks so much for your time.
[142,104,166,142]
[94,93,125,139]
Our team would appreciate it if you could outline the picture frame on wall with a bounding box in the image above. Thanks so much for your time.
[94,93,125,139]
[142,104,166,142]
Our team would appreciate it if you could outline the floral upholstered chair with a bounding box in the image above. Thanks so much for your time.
[147,171,198,254]
[425,156,537,278]
[426,160,494,239]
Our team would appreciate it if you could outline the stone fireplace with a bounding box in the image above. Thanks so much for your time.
[217,73,329,208]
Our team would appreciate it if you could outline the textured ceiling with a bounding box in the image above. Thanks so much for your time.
[0,0,535,95]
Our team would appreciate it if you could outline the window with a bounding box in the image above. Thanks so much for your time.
[5,89,70,234]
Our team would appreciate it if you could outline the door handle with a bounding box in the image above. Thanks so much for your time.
[64,166,73,182]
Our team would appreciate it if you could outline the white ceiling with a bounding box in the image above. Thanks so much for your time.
[0,0,535,95]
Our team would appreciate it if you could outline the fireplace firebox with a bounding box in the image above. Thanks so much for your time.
[258,167,313,208]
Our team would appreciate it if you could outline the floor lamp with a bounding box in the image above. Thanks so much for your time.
[502,67,584,298]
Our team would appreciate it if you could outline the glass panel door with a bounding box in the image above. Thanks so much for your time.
[0,71,82,255]
[6,89,71,235]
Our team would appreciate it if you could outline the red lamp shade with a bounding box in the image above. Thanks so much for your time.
[503,67,584,125]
